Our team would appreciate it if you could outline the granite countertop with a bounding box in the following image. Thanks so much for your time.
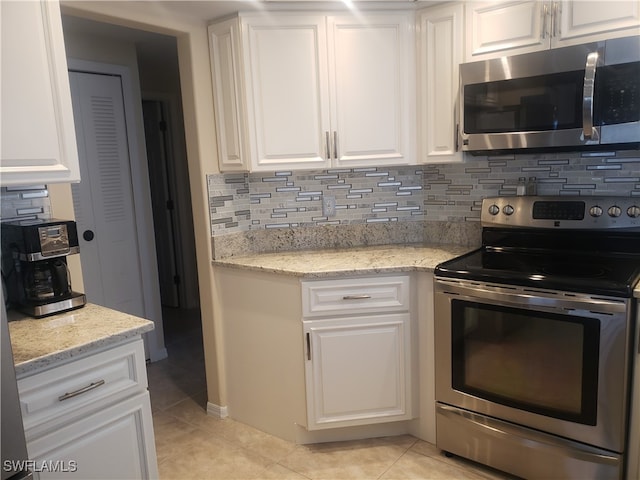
[8,303,154,376]
[212,243,475,278]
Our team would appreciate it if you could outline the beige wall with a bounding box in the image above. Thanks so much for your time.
[59,1,225,406]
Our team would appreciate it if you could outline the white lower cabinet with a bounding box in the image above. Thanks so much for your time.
[17,338,158,479]
[216,267,416,442]
[27,392,155,480]
[304,313,412,429]
[302,275,414,430]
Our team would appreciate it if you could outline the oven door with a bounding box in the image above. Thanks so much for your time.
[434,278,633,453]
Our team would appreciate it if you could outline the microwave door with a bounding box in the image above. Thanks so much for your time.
[461,70,594,152]
[459,41,610,153]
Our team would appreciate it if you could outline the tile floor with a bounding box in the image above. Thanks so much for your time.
[148,307,517,480]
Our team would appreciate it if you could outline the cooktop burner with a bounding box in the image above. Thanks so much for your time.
[435,196,640,298]
[436,248,640,297]
[538,263,608,278]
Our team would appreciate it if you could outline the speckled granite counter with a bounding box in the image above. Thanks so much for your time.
[212,244,474,278]
[8,303,154,376]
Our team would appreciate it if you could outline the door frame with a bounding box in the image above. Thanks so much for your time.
[68,58,167,362]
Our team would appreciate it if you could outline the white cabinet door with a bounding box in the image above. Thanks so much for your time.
[19,338,158,479]
[555,0,640,47]
[304,313,412,429]
[327,13,414,167]
[241,15,331,171]
[465,0,548,61]
[208,11,414,172]
[209,18,247,172]
[28,392,158,480]
[0,0,80,186]
[418,3,464,164]
[466,0,640,61]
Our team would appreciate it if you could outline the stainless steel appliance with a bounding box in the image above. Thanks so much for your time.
[2,293,33,480]
[459,35,640,154]
[1,219,86,317]
[434,196,640,479]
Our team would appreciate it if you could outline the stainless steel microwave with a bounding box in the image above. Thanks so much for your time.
[459,35,640,154]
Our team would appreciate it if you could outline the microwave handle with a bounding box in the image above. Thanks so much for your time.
[582,52,599,141]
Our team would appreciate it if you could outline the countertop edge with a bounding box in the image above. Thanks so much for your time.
[213,262,429,278]
[212,244,474,278]
[14,323,153,377]
[9,303,155,377]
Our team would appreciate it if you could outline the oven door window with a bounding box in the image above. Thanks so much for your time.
[451,300,599,425]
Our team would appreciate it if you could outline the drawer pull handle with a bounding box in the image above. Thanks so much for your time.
[342,295,372,300]
[58,380,106,401]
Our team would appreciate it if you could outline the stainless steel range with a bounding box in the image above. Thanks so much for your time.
[434,196,640,480]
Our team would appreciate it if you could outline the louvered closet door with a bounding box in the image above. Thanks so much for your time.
[69,71,145,318]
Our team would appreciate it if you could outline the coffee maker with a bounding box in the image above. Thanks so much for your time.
[1,219,86,317]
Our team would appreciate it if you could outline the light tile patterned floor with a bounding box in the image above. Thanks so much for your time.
[149,308,516,480]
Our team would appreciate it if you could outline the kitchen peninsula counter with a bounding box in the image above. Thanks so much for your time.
[8,303,154,376]
[212,243,473,278]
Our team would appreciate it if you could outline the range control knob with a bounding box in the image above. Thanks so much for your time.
[589,205,603,217]
[488,204,500,216]
[627,205,640,218]
[503,205,515,216]
[608,205,622,218]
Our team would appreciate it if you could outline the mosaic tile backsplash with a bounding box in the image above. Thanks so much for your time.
[0,186,52,223]
[207,149,640,236]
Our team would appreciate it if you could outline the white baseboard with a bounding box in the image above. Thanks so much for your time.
[207,402,229,418]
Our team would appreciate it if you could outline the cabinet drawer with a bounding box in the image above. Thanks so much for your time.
[18,339,147,434]
[302,275,410,317]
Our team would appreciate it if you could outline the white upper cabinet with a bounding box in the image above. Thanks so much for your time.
[208,18,248,173]
[1,0,80,186]
[327,14,415,168]
[417,3,464,164]
[208,11,415,172]
[556,0,640,46]
[465,0,640,61]
[241,14,331,172]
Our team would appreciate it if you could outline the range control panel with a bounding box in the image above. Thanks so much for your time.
[481,196,640,229]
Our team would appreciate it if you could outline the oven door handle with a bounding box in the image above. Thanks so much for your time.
[436,280,627,315]
[438,404,620,466]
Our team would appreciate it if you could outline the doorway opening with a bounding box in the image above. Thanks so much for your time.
[61,15,202,353]
[141,96,201,348]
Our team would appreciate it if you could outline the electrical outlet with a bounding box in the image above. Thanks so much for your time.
[322,195,336,217]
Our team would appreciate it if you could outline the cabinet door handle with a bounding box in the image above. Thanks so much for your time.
[306,333,311,361]
[58,379,106,401]
[552,1,559,37]
[342,294,372,300]
[541,3,548,39]
[325,131,331,161]
[333,131,338,160]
